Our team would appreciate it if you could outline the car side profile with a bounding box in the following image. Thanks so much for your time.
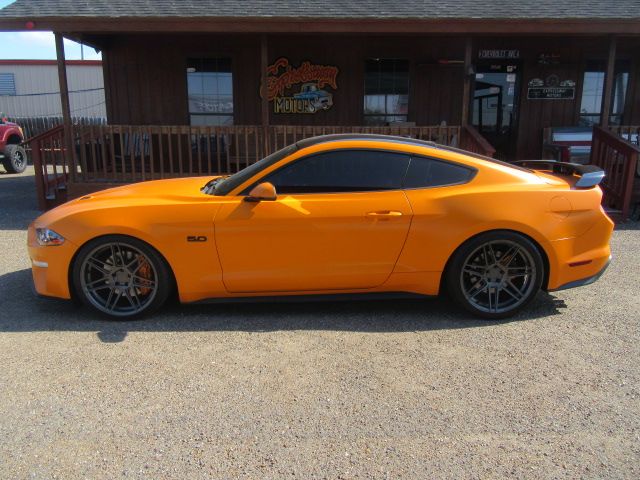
[28,134,613,319]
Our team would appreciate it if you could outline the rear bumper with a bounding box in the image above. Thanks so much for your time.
[545,210,614,291]
[550,256,611,292]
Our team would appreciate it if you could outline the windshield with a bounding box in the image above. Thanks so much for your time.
[210,143,298,196]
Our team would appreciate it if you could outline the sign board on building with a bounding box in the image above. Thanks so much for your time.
[527,87,575,100]
[526,77,576,100]
[261,58,339,114]
[478,50,520,60]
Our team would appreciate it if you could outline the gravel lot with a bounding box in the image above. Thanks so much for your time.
[1,167,639,479]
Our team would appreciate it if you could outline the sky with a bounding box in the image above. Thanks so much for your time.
[0,0,102,60]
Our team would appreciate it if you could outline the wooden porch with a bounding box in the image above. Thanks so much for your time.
[30,123,495,209]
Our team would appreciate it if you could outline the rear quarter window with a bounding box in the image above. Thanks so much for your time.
[404,156,476,189]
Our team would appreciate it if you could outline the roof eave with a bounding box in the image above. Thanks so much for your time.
[0,16,638,35]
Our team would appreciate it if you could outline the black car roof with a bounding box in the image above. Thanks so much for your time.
[296,133,439,150]
[296,133,531,172]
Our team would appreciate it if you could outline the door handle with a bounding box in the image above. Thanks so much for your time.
[366,210,403,217]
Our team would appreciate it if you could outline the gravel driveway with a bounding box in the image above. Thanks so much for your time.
[1,168,638,479]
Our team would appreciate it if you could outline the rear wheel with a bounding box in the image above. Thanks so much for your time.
[2,144,27,173]
[446,231,544,319]
[72,236,172,319]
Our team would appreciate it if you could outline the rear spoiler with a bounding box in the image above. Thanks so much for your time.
[512,160,605,189]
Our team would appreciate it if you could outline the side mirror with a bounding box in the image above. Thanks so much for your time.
[245,182,277,202]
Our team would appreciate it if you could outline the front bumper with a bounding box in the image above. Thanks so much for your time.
[27,224,76,299]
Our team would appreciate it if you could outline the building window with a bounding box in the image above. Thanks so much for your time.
[186,58,233,126]
[0,73,16,96]
[364,59,409,125]
[579,60,629,127]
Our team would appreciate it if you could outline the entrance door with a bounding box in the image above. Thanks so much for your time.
[472,64,521,159]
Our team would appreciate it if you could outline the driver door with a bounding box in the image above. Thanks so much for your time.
[214,149,412,293]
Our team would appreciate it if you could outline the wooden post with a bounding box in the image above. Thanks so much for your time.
[55,33,75,181]
[260,34,269,155]
[461,37,473,127]
[600,35,617,129]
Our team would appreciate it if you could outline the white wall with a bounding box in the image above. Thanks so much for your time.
[0,62,105,118]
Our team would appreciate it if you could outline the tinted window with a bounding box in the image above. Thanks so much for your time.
[258,150,410,194]
[404,156,474,189]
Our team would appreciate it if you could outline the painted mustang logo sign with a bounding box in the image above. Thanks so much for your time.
[261,58,339,114]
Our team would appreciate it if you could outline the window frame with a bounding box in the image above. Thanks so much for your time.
[240,148,477,196]
[578,59,630,127]
[363,58,410,126]
[186,57,234,126]
[0,72,16,96]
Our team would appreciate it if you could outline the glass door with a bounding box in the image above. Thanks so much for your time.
[472,64,520,159]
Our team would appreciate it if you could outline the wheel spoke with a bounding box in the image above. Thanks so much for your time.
[103,288,122,311]
[124,289,141,310]
[86,257,110,275]
[467,280,487,300]
[499,245,520,268]
[487,286,500,312]
[463,264,485,277]
[132,276,156,288]
[504,280,526,300]
[507,266,531,278]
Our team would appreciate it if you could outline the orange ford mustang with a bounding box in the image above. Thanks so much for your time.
[27,134,613,319]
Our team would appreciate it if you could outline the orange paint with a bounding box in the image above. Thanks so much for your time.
[27,138,613,304]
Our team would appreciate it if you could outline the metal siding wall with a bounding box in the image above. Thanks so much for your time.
[0,64,105,118]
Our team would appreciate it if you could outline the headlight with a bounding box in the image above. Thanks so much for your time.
[36,228,65,246]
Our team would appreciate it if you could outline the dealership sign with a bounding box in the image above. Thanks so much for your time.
[261,58,339,114]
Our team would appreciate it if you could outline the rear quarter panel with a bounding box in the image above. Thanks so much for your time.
[395,164,607,287]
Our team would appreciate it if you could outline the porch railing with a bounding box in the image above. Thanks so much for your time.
[461,124,496,158]
[69,124,466,183]
[30,123,500,209]
[610,125,640,147]
[590,126,640,220]
[29,125,69,210]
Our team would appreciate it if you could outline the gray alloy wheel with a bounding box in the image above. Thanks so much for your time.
[447,232,544,319]
[73,236,172,319]
[2,144,28,174]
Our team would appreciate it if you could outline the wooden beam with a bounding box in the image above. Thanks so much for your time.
[600,35,617,129]
[461,37,473,126]
[260,34,269,155]
[260,34,269,128]
[55,33,75,181]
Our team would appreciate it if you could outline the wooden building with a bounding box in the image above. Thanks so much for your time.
[0,0,638,217]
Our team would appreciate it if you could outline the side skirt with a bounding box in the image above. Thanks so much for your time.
[188,291,434,305]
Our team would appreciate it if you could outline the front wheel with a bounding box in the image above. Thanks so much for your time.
[72,236,173,319]
[446,231,544,319]
[2,144,28,173]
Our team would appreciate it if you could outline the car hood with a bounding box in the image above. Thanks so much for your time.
[34,176,221,226]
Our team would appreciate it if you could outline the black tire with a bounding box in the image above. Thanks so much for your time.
[446,231,544,319]
[72,235,173,319]
[2,144,28,173]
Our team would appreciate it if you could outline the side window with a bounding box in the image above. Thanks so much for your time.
[404,156,475,189]
[259,150,410,194]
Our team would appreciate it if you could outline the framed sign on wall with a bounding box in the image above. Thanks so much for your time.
[260,58,339,114]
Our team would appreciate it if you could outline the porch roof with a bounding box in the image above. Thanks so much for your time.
[0,0,639,34]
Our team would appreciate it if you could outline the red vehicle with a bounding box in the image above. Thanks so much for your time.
[0,114,27,173]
